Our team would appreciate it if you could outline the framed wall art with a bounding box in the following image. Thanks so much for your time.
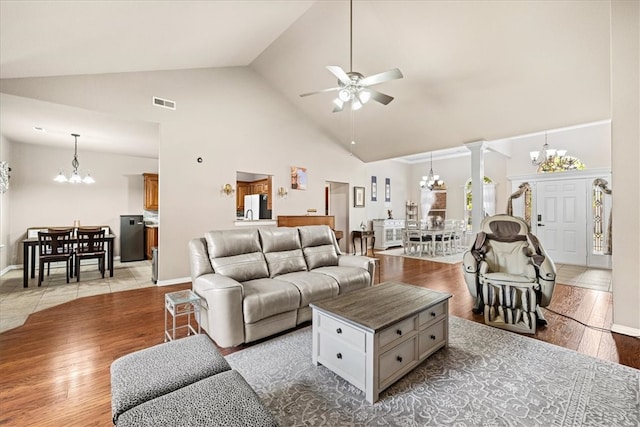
[385,178,391,202]
[371,176,377,201]
[291,166,307,190]
[354,186,365,207]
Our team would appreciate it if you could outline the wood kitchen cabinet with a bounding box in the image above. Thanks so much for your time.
[236,177,272,211]
[143,173,159,211]
[236,181,250,211]
[145,226,158,260]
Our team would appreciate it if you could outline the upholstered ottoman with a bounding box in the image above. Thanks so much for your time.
[115,370,278,427]
[111,334,230,424]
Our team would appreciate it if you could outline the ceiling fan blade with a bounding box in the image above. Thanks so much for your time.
[326,65,351,85]
[363,88,394,105]
[360,68,404,86]
[299,87,341,97]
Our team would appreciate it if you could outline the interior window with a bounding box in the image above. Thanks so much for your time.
[236,172,273,220]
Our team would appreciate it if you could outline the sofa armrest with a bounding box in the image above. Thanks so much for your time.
[338,255,376,286]
[189,238,213,283]
[192,273,245,347]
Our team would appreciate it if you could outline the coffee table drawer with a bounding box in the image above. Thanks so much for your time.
[379,316,416,348]
[418,301,446,326]
[418,319,445,357]
[379,336,417,386]
[318,314,365,351]
[318,333,365,388]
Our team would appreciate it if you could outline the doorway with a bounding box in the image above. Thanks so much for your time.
[325,181,349,254]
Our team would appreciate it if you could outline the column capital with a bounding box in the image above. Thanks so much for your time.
[465,140,486,152]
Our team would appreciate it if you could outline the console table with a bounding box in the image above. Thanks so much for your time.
[351,230,375,256]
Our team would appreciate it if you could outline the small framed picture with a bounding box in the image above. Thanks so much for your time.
[385,178,391,202]
[354,186,365,207]
[371,176,377,201]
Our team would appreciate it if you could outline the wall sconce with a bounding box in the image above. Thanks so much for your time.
[277,187,288,199]
[222,183,235,196]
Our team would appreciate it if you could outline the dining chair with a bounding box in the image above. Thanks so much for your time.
[449,220,466,253]
[434,228,454,256]
[75,228,106,281]
[37,229,74,286]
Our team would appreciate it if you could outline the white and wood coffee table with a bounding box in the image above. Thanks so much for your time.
[310,282,452,403]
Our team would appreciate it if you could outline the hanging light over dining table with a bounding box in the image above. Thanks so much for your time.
[54,133,95,184]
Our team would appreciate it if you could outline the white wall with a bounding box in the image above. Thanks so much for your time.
[610,0,640,334]
[1,67,370,282]
[2,140,158,266]
[364,160,411,222]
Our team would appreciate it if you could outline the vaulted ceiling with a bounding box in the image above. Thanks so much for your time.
[0,0,611,162]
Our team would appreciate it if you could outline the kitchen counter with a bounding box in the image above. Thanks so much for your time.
[234,219,276,227]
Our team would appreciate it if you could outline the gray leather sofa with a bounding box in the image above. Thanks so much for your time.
[189,225,375,347]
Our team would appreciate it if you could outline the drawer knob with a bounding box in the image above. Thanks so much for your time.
[396,329,402,336]
[336,353,342,359]
[396,356,403,363]
[430,312,437,317]
[430,334,436,340]
[336,327,342,334]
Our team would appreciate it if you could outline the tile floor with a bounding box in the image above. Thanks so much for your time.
[0,260,154,333]
[554,264,612,292]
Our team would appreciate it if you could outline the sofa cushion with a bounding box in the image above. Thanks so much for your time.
[242,278,301,323]
[312,266,370,294]
[264,250,307,278]
[210,252,269,283]
[276,271,339,307]
[259,227,301,253]
[205,228,263,258]
[298,225,339,269]
[205,229,269,282]
[259,228,307,278]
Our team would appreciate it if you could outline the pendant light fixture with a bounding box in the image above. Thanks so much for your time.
[54,133,95,184]
[420,153,443,190]
[529,132,585,172]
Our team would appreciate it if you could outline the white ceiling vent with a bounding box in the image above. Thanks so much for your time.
[152,96,176,110]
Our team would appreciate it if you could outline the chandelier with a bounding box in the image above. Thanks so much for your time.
[529,132,585,173]
[54,133,95,184]
[420,153,443,190]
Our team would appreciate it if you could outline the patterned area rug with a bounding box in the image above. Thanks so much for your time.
[377,247,464,264]
[227,317,639,426]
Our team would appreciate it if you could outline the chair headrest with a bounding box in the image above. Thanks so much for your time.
[480,215,529,238]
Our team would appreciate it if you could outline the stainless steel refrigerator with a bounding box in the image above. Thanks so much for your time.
[120,215,145,262]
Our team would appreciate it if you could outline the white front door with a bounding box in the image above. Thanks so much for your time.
[535,179,587,265]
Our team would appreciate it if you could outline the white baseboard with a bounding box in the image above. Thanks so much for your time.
[0,264,18,276]
[156,276,191,287]
[611,323,640,337]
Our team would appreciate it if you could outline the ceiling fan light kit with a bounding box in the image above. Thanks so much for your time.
[300,0,403,112]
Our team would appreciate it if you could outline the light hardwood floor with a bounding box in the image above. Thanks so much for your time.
[0,254,637,426]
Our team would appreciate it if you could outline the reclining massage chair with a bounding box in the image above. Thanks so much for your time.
[462,214,556,333]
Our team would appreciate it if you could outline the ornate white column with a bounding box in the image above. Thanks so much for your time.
[465,141,486,234]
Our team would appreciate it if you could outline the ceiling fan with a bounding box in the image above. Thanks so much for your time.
[300,0,403,112]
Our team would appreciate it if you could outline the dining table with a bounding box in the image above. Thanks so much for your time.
[406,226,457,257]
[22,231,115,288]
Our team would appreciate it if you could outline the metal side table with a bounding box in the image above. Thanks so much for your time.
[164,290,201,342]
